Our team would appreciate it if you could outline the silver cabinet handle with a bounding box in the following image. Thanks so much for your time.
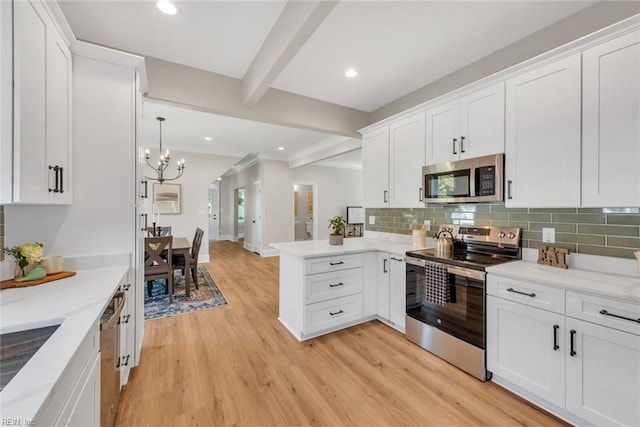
[507,180,513,200]
[383,190,388,203]
[452,138,458,155]
[419,187,423,202]
[460,136,466,153]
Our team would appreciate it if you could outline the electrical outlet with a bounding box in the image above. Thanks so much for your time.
[424,220,431,231]
[369,216,376,225]
[542,227,555,243]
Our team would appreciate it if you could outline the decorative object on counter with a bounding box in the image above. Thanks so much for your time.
[15,266,47,282]
[434,229,454,256]
[0,271,77,290]
[144,117,185,184]
[537,245,570,269]
[635,251,640,277]
[144,266,226,320]
[41,255,63,275]
[328,215,345,245]
[412,223,427,248]
[2,242,43,280]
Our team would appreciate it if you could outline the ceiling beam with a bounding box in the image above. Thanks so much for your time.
[242,0,338,107]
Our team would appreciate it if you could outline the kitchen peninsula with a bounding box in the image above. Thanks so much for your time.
[272,236,428,341]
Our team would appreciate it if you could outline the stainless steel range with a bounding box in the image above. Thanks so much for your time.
[404,224,521,380]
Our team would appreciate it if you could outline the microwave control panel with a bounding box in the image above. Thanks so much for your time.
[477,166,496,196]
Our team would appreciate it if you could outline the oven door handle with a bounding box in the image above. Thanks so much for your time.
[446,265,486,281]
[405,257,426,268]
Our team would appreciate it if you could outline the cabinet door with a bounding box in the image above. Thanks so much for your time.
[389,113,425,208]
[388,257,406,330]
[566,317,640,427]
[505,55,581,207]
[46,27,72,204]
[582,30,640,207]
[459,83,505,159]
[487,296,565,407]
[61,353,100,427]
[363,127,389,208]
[376,253,390,320]
[425,100,459,165]
[13,0,48,203]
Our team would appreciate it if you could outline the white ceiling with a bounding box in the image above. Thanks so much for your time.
[142,101,333,161]
[59,0,597,167]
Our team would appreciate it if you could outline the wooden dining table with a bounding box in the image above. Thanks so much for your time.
[170,237,192,298]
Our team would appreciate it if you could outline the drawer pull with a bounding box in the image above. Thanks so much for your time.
[506,287,536,298]
[329,309,344,316]
[329,282,344,288]
[329,261,344,266]
[553,324,559,351]
[569,330,577,357]
[599,309,640,324]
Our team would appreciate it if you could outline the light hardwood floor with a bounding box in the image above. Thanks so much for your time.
[117,240,567,426]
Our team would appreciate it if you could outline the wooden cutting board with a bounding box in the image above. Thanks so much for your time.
[0,271,77,290]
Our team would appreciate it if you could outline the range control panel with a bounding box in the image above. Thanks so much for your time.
[439,224,521,248]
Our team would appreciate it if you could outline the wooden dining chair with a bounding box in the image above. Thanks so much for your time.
[146,226,172,237]
[173,227,204,289]
[144,236,175,303]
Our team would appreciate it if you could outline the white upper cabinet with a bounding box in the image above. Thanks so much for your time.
[5,0,72,204]
[363,126,390,208]
[426,83,504,165]
[389,113,425,208]
[582,29,640,207]
[505,54,581,207]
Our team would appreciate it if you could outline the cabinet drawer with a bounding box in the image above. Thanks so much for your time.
[566,291,640,336]
[304,253,363,275]
[304,268,363,304]
[487,275,565,314]
[304,294,363,334]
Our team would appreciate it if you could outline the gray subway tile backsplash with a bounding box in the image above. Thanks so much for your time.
[366,204,640,259]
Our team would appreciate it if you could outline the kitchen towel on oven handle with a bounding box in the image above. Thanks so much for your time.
[423,260,450,306]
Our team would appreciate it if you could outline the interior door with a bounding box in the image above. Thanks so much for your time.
[208,185,219,240]
[252,181,262,255]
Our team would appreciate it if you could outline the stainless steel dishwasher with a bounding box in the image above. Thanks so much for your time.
[100,291,125,427]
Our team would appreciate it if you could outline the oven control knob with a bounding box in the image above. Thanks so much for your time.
[507,232,516,239]
[497,231,506,238]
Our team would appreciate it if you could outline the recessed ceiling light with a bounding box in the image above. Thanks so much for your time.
[345,68,358,78]
[204,137,212,141]
[157,0,177,15]
[278,147,285,151]
[217,177,222,181]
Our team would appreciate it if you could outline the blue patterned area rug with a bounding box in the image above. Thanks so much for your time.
[144,266,227,320]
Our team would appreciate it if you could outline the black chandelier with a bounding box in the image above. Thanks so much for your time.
[145,117,185,184]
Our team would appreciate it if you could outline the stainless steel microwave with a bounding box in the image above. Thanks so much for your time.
[422,154,504,203]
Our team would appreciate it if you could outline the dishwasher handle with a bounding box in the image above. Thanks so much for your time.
[101,291,125,330]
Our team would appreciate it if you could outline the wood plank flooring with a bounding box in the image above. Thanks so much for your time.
[116,240,567,426]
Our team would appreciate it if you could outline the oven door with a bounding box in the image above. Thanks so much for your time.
[406,258,485,349]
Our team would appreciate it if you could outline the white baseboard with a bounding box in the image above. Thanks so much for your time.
[243,241,254,252]
[238,233,245,238]
[218,234,234,241]
[197,254,209,264]
[261,248,279,258]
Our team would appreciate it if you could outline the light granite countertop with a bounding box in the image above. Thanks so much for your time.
[271,236,430,258]
[487,261,640,304]
[0,266,128,422]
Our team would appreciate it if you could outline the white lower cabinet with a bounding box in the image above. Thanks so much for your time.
[488,274,640,426]
[36,321,100,425]
[487,296,565,407]
[376,253,406,332]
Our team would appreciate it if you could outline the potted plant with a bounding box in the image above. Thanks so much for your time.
[328,215,346,245]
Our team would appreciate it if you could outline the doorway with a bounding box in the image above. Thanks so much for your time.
[251,181,262,254]
[293,183,316,241]
[208,181,220,241]
[234,187,245,242]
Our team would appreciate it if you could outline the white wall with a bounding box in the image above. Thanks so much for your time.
[262,160,294,250]
[144,148,238,261]
[292,165,363,240]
